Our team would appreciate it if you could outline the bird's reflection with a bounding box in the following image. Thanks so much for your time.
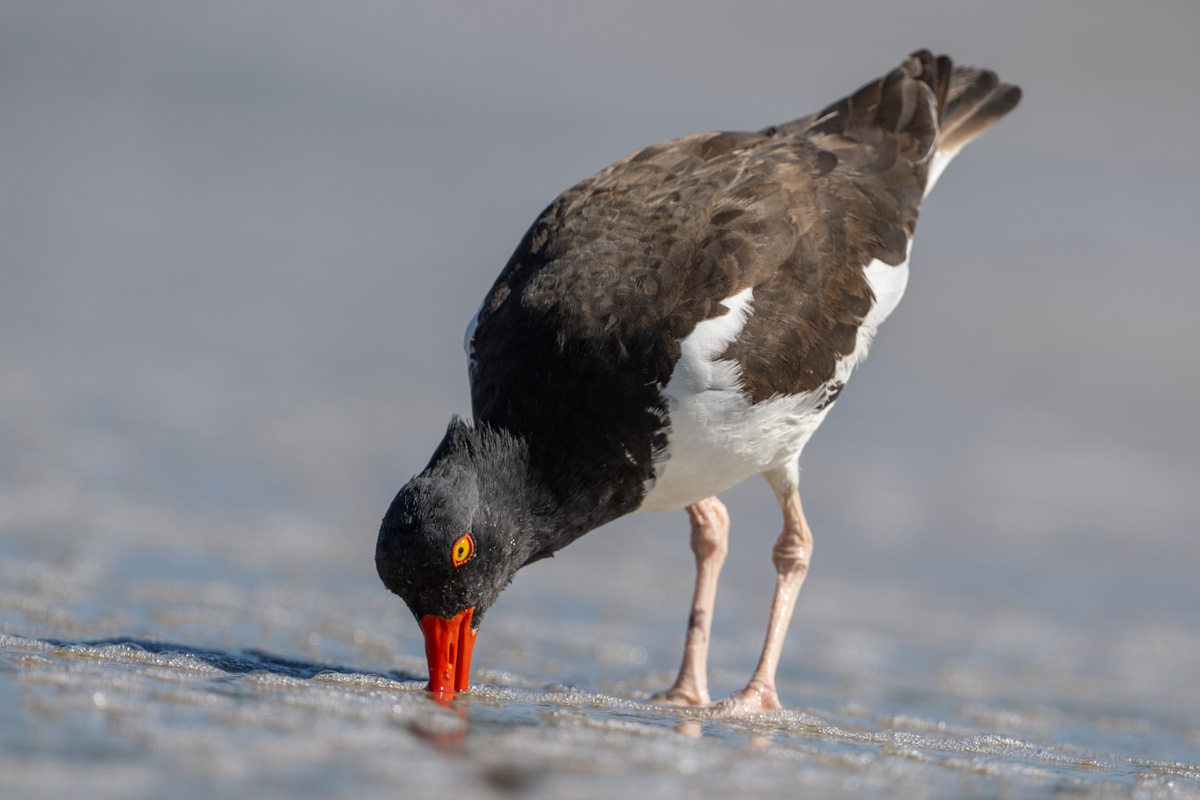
[406,700,467,752]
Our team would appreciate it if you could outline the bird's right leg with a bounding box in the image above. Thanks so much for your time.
[711,466,812,716]
[652,496,730,706]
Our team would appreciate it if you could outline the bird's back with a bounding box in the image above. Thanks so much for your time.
[465,51,1019,520]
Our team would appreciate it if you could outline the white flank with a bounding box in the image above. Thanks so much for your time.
[846,253,910,372]
[924,147,960,197]
[639,255,910,513]
[669,287,754,395]
[861,255,910,328]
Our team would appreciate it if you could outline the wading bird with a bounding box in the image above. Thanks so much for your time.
[376,50,1019,714]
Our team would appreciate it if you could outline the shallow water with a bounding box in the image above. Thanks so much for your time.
[3,2,1199,798]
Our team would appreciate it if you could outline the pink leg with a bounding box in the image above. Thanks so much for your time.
[652,496,730,706]
[714,470,813,716]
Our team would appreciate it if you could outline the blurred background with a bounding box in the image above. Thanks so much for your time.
[1,1,1198,796]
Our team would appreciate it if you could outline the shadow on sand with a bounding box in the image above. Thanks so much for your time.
[42,635,422,684]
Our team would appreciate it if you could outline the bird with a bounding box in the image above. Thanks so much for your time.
[375,50,1020,715]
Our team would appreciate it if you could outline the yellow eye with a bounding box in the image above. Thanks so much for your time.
[451,533,474,567]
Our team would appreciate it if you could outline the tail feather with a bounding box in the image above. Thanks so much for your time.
[770,50,1020,171]
[938,67,1022,153]
[874,50,950,162]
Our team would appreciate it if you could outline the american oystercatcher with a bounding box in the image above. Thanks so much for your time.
[376,50,1020,714]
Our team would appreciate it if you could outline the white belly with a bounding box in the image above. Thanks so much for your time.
[638,256,909,512]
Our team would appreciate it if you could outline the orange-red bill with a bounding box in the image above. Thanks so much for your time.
[419,607,477,699]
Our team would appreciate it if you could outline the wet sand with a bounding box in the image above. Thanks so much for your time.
[3,509,1198,799]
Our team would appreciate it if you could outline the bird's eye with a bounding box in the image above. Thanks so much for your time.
[451,533,475,567]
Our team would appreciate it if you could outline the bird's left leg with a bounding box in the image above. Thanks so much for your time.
[713,465,812,716]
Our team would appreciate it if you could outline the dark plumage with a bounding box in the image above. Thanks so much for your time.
[376,50,1020,711]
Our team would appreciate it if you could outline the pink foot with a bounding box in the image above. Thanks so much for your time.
[710,681,782,717]
[649,683,711,707]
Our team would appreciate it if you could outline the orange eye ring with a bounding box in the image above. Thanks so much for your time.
[451,533,475,567]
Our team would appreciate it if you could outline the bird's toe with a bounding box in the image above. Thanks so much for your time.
[649,685,712,707]
[709,682,782,717]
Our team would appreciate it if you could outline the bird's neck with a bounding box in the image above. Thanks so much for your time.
[441,419,639,562]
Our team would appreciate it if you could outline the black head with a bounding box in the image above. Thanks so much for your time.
[375,418,538,697]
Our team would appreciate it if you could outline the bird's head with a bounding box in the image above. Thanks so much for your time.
[375,418,533,700]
